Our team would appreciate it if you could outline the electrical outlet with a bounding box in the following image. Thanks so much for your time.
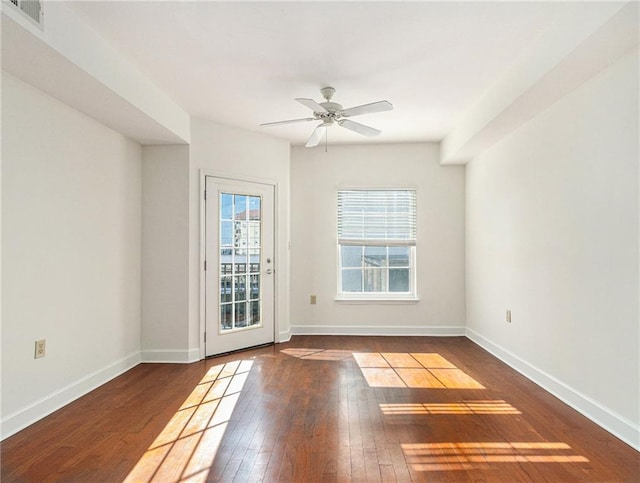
[310,295,317,305]
[506,310,512,323]
[35,339,46,358]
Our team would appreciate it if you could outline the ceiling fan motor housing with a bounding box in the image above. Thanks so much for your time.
[317,86,343,117]
[319,101,343,115]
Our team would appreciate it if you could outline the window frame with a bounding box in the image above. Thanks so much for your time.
[335,188,419,303]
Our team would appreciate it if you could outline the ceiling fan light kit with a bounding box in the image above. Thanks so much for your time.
[260,87,393,148]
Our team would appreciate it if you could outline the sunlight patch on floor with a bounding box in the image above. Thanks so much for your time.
[124,360,253,483]
[380,400,521,416]
[353,352,485,389]
[401,441,589,471]
[280,349,484,388]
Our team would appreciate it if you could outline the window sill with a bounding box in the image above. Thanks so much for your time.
[334,296,420,305]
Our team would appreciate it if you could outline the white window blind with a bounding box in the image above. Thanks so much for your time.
[338,190,416,245]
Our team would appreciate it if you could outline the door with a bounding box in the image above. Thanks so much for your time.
[205,177,275,356]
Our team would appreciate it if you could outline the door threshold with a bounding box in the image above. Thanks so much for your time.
[206,341,275,359]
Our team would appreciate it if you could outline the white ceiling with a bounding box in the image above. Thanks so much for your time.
[64,1,584,146]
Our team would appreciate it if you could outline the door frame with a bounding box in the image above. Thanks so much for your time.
[199,170,281,360]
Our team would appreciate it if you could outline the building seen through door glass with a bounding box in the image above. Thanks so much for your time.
[220,193,262,331]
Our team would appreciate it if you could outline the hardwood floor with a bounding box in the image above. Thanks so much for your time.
[2,336,638,482]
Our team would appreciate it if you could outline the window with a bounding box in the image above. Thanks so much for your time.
[337,189,417,300]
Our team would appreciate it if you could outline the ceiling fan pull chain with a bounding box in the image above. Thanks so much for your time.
[325,127,328,152]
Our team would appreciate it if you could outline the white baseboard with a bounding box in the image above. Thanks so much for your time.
[466,328,640,451]
[278,328,292,343]
[140,348,200,363]
[1,351,141,441]
[290,325,466,337]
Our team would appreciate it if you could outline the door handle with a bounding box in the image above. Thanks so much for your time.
[265,268,273,275]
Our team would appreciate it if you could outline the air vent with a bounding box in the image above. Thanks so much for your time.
[5,0,43,27]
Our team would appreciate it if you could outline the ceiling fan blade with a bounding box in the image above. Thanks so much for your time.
[338,119,381,137]
[296,98,328,113]
[305,124,327,147]
[260,117,316,127]
[339,100,393,117]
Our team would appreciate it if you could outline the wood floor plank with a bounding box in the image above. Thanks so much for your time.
[2,336,638,482]
[381,352,423,368]
[410,352,457,369]
[352,351,390,368]
[395,368,446,388]
[427,368,485,389]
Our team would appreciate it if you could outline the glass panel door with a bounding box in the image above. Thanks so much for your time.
[205,177,275,356]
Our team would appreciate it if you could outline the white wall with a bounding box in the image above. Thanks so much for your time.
[1,73,142,438]
[141,145,191,362]
[2,2,191,144]
[189,118,291,349]
[118,119,291,363]
[290,143,465,335]
[465,50,639,448]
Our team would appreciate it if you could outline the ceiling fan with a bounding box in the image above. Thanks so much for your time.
[260,87,393,147]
